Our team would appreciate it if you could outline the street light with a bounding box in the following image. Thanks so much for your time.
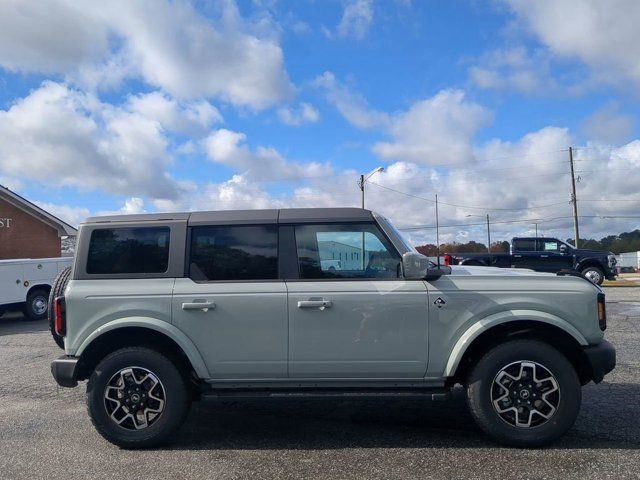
[358,166,385,209]
[357,167,385,269]
[466,213,491,256]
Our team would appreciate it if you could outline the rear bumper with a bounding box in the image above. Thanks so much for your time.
[583,340,616,384]
[51,355,79,388]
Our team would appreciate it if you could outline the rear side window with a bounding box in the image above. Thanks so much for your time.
[87,227,170,274]
[513,238,536,252]
[189,225,278,281]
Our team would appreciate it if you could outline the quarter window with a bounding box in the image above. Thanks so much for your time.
[189,225,278,281]
[86,227,170,274]
[295,224,401,279]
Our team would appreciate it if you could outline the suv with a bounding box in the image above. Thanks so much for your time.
[50,208,615,449]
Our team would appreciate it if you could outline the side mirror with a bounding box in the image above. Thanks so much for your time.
[402,252,451,280]
[402,252,430,279]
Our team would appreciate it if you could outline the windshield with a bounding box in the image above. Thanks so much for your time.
[374,213,415,253]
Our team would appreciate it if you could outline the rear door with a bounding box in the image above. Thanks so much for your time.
[172,224,288,379]
[511,238,540,270]
[285,223,429,379]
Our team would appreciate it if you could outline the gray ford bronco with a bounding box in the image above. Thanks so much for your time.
[50,208,615,448]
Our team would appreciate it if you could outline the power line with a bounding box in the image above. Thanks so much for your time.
[367,181,569,211]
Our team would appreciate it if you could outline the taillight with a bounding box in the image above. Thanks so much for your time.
[597,293,606,331]
[54,296,66,336]
[443,254,452,266]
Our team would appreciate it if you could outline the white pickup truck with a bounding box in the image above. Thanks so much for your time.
[0,257,72,319]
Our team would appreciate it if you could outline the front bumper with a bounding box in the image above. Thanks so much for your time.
[583,340,616,383]
[51,355,80,388]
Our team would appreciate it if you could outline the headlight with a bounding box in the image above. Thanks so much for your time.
[608,254,617,268]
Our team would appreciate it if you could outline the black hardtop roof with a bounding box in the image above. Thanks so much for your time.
[83,208,374,226]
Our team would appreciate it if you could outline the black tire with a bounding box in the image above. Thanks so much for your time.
[581,266,604,285]
[47,267,71,349]
[465,339,581,447]
[86,347,191,449]
[24,288,50,321]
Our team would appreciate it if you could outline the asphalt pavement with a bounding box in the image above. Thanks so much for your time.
[0,287,639,480]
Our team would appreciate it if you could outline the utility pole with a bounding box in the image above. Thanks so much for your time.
[534,222,538,238]
[569,146,580,248]
[435,194,440,267]
[359,174,365,209]
[486,213,491,259]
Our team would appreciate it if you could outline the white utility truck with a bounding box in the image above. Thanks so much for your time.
[0,257,72,319]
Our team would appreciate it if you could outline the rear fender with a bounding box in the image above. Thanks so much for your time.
[74,317,210,378]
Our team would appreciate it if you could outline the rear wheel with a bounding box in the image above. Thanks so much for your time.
[86,347,190,449]
[25,289,49,321]
[47,267,71,349]
[581,266,604,285]
[465,339,581,447]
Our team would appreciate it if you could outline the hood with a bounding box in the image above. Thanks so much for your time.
[449,265,555,277]
[576,249,613,257]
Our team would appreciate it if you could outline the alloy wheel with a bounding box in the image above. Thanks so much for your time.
[103,367,166,430]
[491,361,560,428]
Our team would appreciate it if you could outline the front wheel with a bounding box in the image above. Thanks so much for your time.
[86,347,191,449]
[465,339,581,447]
[581,266,604,285]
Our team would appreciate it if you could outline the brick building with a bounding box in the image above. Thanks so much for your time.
[0,185,77,260]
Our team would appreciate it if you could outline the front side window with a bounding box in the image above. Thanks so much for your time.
[295,224,401,279]
[540,240,561,252]
[189,225,278,281]
[87,227,170,274]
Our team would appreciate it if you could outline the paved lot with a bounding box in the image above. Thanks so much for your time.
[1,287,639,480]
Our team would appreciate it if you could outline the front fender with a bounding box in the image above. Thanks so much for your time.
[75,317,210,379]
[575,257,606,271]
[443,309,588,377]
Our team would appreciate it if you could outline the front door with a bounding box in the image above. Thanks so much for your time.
[287,223,429,379]
[172,224,287,379]
[535,239,574,272]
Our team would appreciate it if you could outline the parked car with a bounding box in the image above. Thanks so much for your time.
[444,237,617,285]
[0,257,72,319]
[50,208,615,449]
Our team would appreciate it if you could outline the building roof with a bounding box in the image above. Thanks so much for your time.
[0,185,78,236]
[84,208,374,226]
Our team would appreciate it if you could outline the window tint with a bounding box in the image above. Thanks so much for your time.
[295,224,401,279]
[189,225,277,281]
[513,238,536,251]
[87,227,170,274]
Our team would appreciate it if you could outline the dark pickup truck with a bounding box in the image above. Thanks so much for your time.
[444,237,617,285]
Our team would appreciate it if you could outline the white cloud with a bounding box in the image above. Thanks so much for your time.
[505,0,640,89]
[277,102,320,126]
[203,128,331,181]
[34,202,91,227]
[372,90,493,165]
[314,71,390,129]
[337,0,374,40]
[0,0,294,109]
[581,103,634,145]
[469,47,557,94]
[0,81,186,200]
[127,92,223,136]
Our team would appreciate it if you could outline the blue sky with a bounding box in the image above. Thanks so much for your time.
[0,0,639,245]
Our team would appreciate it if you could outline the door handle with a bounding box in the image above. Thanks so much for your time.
[540,255,549,258]
[182,301,216,312]
[513,255,522,258]
[297,300,333,310]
